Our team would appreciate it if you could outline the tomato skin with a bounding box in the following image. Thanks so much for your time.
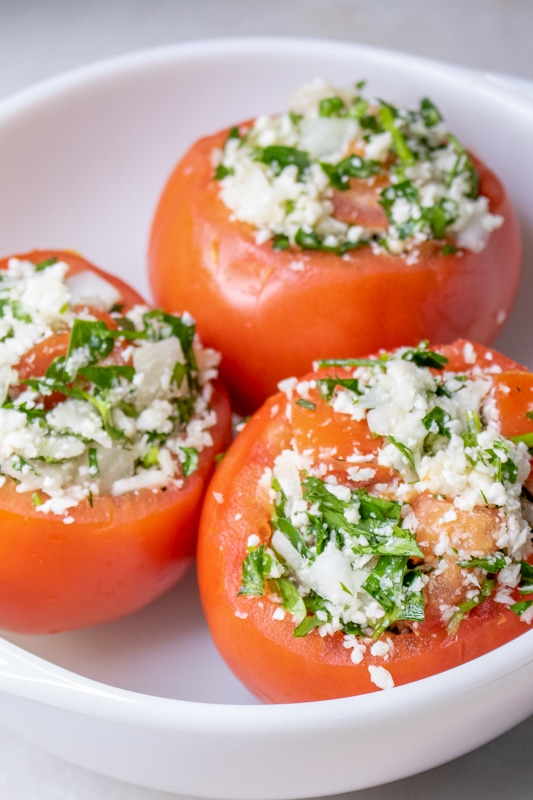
[0,381,231,634]
[0,250,232,633]
[149,128,522,413]
[197,341,533,703]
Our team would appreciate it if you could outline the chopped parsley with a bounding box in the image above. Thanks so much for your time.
[242,471,425,638]
[320,155,380,190]
[254,145,311,178]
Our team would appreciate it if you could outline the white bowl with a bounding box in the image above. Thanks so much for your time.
[1,37,533,799]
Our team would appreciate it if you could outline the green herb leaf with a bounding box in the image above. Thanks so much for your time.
[442,243,459,256]
[272,234,290,251]
[33,256,59,271]
[273,515,312,559]
[293,613,325,637]
[318,96,346,117]
[457,552,507,572]
[448,578,495,634]
[362,555,423,623]
[484,439,518,485]
[227,125,242,142]
[511,432,533,448]
[510,599,533,617]
[316,356,389,369]
[214,164,234,180]
[294,227,366,255]
[142,309,196,352]
[179,446,199,477]
[80,364,135,390]
[422,406,451,437]
[11,300,32,323]
[88,447,99,477]
[401,345,448,369]
[317,376,361,403]
[378,103,415,165]
[255,145,311,178]
[295,398,316,411]
[422,201,456,239]
[447,133,479,199]
[142,445,160,469]
[419,97,443,128]
[379,180,422,238]
[11,455,40,475]
[519,561,533,593]
[239,544,269,596]
[273,577,306,622]
[387,435,418,477]
[320,155,380,190]
[66,318,115,370]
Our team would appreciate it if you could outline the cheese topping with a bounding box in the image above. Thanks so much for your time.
[0,257,220,517]
[214,78,502,258]
[240,343,533,682]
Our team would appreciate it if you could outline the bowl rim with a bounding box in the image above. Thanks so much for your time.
[2,626,533,727]
[2,34,533,126]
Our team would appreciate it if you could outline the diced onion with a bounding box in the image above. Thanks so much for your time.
[66,270,122,311]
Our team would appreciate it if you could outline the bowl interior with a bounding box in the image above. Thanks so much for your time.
[1,39,533,799]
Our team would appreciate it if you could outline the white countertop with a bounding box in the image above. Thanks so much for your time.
[1,1,533,798]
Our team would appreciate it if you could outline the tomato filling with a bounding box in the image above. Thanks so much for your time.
[0,254,222,518]
[213,79,503,258]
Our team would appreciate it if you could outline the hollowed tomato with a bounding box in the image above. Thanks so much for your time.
[197,340,533,702]
[0,250,231,633]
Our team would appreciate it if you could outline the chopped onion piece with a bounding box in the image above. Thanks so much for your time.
[66,270,123,311]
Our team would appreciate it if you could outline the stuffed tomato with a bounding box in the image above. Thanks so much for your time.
[197,340,533,702]
[149,79,521,413]
[0,250,231,633]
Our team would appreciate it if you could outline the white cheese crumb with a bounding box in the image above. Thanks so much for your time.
[368,665,395,690]
[370,639,391,658]
[343,635,367,664]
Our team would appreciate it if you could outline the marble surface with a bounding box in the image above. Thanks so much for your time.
[1,1,533,798]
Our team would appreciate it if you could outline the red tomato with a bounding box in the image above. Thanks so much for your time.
[197,341,533,702]
[0,250,232,633]
[148,125,521,413]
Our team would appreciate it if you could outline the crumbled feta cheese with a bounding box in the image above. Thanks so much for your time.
[370,639,391,658]
[368,665,395,690]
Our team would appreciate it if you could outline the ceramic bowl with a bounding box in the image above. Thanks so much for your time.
[1,37,533,799]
